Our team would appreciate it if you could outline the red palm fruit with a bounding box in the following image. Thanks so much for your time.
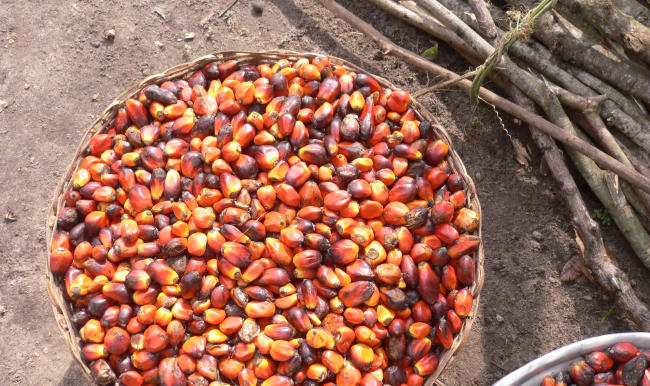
[206,229,226,255]
[430,201,454,225]
[285,161,311,188]
[417,262,440,304]
[425,139,449,165]
[450,190,466,209]
[241,260,265,284]
[569,360,595,386]
[317,265,341,289]
[263,324,294,341]
[436,316,454,349]
[301,279,319,309]
[117,370,143,386]
[407,337,432,361]
[218,316,244,335]
[147,261,179,285]
[219,172,241,199]
[339,281,377,308]
[276,183,301,207]
[424,168,447,191]
[355,325,380,346]
[50,247,73,274]
[286,306,312,333]
[348,179,372,199]
[158,357,187,385]
[313,101,333,129]
[407,322,431,340]
[220,241,251,268]
[104,327,130,355]
[344,308,365,325]
[217,258,241,281]
[125,98,149,128]
[143,324,168,353]
[442,265,458,291]
[102,282,129,304]
[386,89,410,113]
[331,239,359,265]
[264,237,292,266]
[336,361,362,386]
[435,223,460,245]
[279,227,303,248]
[454,288,473,317]
[268,160,289,182]
[128,184,153,213]
[89,358,116,384]
[448,235,480,259]
[237,368,257,386]
[585,351,614,372]
[258,267,290,286]
[220,207,250,227]
[331,325,354,354]
[245,301,276,318]
[414,352,439,377]
[298,143,329,165]
[455,255,475,285]
[608,342,638,362]
[376,264,402,285]
[182,336,207,358]
[412,301,432,323]
[256,185,276,210]
[410,242,432,263]
[293,250,323,270]
[317,76,340,103]
[320,350,344,374]
[382,202,408,226]
[446,309,463,333]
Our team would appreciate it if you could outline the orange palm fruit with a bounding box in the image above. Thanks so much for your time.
[269,340,297,362]
[454,288,473,317]
[350,343,374,371]
[453,208,480,232]
[146,261,179,285]
[80,319,105,343]
[245,301,276,318]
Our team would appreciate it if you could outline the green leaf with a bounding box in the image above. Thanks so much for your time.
[421,45,438,60]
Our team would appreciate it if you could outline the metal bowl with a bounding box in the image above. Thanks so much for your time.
[493,332,650,386]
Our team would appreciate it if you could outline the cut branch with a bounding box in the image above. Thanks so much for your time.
[467,0,498,42]
[435,0,650,152]
[530,9,650,105]
[564,0,650,64]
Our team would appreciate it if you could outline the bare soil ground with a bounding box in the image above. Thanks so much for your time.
[0,0,647,385]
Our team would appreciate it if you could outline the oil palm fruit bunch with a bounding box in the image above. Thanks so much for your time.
[51,55,480,386]
[538,342,650,386]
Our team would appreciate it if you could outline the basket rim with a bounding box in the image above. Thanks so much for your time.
[45,49,484,386]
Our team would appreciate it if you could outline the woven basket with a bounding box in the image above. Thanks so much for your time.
[46,50,484,385]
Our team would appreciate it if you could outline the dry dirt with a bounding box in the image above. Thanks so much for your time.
[0,0,648,385]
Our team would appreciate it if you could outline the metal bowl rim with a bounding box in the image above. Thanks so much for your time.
[493,332,650,386]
